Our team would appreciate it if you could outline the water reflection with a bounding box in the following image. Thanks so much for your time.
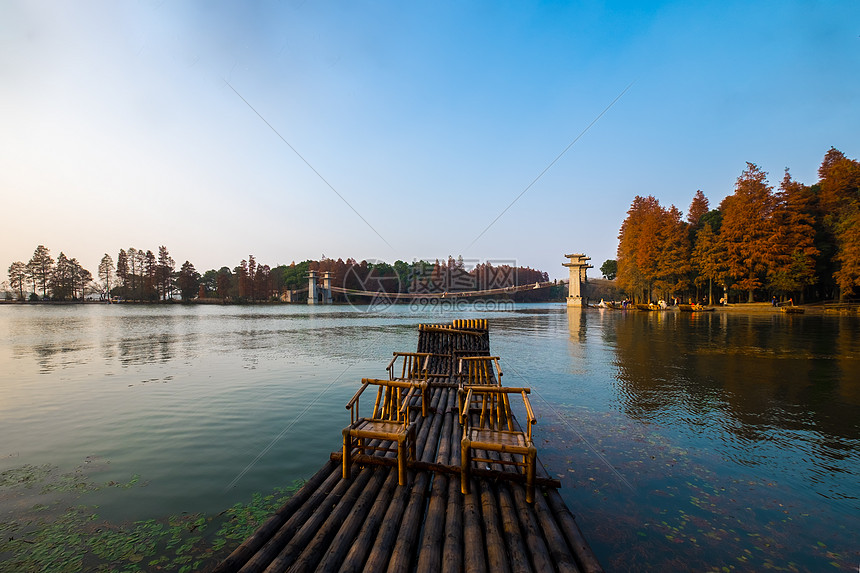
[608,310,860,495]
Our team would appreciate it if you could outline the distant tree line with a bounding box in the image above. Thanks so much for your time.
[614,148,860,304]
[6,247,556,303]
[7,245,93,301]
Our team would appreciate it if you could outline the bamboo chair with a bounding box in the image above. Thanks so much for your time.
[458,355,502,386]
[460,385,538,503]
[387,352,431,414]
[387,352,431,383]
[457,356,503,417]
[342,377,427,485]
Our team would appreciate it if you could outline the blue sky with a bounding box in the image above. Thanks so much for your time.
[2,1,858,281]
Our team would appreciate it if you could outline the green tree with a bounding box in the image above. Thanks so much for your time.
[599,259,617,280]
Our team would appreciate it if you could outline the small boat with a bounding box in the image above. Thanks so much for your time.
[781,306,805,314]
[679,304,714,312]
[635,303,669,311]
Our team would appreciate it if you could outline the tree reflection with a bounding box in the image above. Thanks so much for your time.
[609,311,860,470]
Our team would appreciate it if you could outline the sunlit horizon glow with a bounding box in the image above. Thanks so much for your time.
[2,1,858,281]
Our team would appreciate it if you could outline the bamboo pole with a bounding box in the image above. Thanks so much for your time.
[462,477,487,573]
[414,388,455,572]
[336,468,399,573]
[386,472,431,573]
[546,490,605,573]
[213,460,338,573]
[259,469,372,573]
[496,482,534,573]
[532,491,581,573]
[361,473,413,573]
[480,479,511,573]
[305,466,390,573]
[237,465,345,573]
[442,397,464,573]
[387,389,451,572]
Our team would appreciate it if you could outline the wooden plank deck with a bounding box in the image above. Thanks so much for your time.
[214,320,603,573]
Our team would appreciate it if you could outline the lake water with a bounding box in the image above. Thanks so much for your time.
[0,303,858,571]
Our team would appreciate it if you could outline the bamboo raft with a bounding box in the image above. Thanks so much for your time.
[214,319,603,573]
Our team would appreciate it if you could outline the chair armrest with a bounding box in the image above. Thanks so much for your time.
[398,386,418,415]
[345,379,371,410]
[459,388,473,426]
[386,353,399,377]
[521,391,536,424]
[521,390,536,441]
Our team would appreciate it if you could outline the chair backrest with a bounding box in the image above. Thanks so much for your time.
[458,356,502,386]
[460,386,535,440]
[346,378,426,427]
[387,352,431,382]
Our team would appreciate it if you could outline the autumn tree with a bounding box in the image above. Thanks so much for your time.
[98,254,114,299]
[143,250,157,300]
[28,245,54,298]
[177,261,200,301]
[115,249,128,297]
[51,252,73,300]
[247,255,257,301]
[816,148,860,299]
[617,196,687,301]
[653,205,691,298]
[216,267,233,299]
[7,261,27,300]
[691,221,726,304]
[718,163,778,302]
[833,206,860,295]
[687,190,710,226]
[236,259,249,299]
[72,259,92,300]
[156,246,175,301]
[767,170,819,300]
[127,247,139,299]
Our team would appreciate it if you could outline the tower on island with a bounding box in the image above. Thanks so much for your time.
[563,254,592,307]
